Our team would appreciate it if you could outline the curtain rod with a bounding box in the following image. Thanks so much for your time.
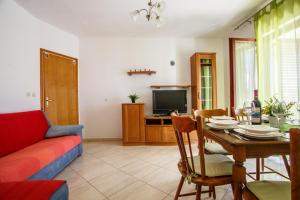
[234,0,273,31]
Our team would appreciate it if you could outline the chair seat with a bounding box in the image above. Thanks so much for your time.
[246,181,291,200]
[188,154,233,177]
[205,142,229,155]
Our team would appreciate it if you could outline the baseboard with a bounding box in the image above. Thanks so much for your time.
[83,138,122,142]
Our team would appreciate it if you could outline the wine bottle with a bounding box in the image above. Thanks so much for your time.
[251,89,262,124]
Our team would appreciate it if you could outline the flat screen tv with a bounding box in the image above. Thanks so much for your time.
[153,90,187,115]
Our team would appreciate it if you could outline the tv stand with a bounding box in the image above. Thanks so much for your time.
[122,103,197,145]
[144,115,197,145]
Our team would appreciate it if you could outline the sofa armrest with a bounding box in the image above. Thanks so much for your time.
[45,125,83,138]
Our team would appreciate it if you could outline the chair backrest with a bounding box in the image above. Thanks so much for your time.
[290,128,300,200]
[171,114,206,178]
[196,108,228,125]
[231,107,248,122]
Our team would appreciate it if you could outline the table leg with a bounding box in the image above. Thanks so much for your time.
[233,148,246,200]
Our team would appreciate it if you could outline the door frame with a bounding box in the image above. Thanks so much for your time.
[40,48,79,123]
[229,38,256,110]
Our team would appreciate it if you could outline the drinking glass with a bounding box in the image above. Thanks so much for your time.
[271,101,287,129]
[243,100,255,125]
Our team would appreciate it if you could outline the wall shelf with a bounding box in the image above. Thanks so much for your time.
[150,85,192,89]
[127,69,156,76]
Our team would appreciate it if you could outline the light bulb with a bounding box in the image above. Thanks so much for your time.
[156,16,165,28]
[130,10,139,22]
[157,1,166,12]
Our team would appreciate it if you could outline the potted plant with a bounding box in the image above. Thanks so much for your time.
[262,96,295,127]
[128,93,140,103]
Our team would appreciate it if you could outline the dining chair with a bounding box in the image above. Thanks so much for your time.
[243,128,300,200]
[194,108,230,155]
[231,107,248,122]
[232,107,291,181]
[171,114,234,200]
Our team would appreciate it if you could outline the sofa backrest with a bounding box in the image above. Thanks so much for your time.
[0,110,49,157]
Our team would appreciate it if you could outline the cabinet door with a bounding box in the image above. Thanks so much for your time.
[190,53,217,110]
[162,126,177,143]
[145,126,162,143]
[122,104,145,143]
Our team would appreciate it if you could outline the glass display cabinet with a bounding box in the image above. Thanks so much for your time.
[190,53,217,110]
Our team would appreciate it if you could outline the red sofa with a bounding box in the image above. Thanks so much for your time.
[0,110,83,199]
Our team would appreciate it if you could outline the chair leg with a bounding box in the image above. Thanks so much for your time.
[261,158,265,172]
[196,185,202,200]
[213,186,216,199]
[256,158,260,180]
[282,155,291,178]
[174,176,185,200]
[209,186,212,197]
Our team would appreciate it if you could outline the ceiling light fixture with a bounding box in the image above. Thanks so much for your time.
[130,0,166,28]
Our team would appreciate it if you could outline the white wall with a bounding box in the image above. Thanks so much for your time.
[79,37,227,139]
[0,0,255,139]
[0,0,79,113]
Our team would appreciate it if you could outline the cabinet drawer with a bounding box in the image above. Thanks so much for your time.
[145,126,162,143]
[162,126,177,143]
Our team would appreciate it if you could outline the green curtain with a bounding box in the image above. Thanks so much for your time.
[254,0,300,108]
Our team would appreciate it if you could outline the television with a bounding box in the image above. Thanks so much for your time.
[152,90,187,115]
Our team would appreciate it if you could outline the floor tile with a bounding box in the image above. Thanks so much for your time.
[61,141,289,200]
[69,182,106,200]
[75,162,117,181]
[143,168,180,194]
[54,167,87,189]
[109,181,167,200]
[120,159,160,179]
[90,171,137,197]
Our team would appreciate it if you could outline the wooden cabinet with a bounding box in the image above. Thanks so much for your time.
[122,103,145,145]
[191,53,217,111]
[145,126,162,143]
[144,116,197,144]
[162,127,177,143]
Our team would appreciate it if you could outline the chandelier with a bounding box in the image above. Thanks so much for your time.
[130,0,166,27]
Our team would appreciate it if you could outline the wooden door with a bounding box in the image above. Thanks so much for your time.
[190,53,217,111]
[40,49,79,125]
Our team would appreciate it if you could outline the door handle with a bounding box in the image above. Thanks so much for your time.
[45,97,55,107]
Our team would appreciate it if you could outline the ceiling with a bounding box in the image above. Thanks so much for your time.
[15,0,267,38]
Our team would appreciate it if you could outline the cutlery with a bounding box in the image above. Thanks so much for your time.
[224,129,250,141]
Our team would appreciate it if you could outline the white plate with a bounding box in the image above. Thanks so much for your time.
[237,125,279,134]
[211,116,234,120]
[209,119,239,126]
[207,123,237,130]
[234,128,282,139]
[287,119,300,126]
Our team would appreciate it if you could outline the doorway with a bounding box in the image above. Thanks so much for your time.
[40,48,79,125]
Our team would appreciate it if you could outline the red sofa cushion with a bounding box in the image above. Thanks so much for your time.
[0,110,49,157]
[0,136,81,182]
[0,180,65,200]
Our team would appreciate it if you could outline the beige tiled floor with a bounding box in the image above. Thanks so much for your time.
[55,141,289,200]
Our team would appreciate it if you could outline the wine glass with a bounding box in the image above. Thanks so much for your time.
[243,100,255,125]
[271,101,287,129]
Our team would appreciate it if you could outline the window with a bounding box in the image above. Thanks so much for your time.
[229,38,257,109]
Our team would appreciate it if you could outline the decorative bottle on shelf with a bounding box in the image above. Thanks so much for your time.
[251,89,262,125]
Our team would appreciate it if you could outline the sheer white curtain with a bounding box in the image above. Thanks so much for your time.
[234,41,257,108]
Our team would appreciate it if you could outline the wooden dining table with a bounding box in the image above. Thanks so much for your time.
[203,127,290,200]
